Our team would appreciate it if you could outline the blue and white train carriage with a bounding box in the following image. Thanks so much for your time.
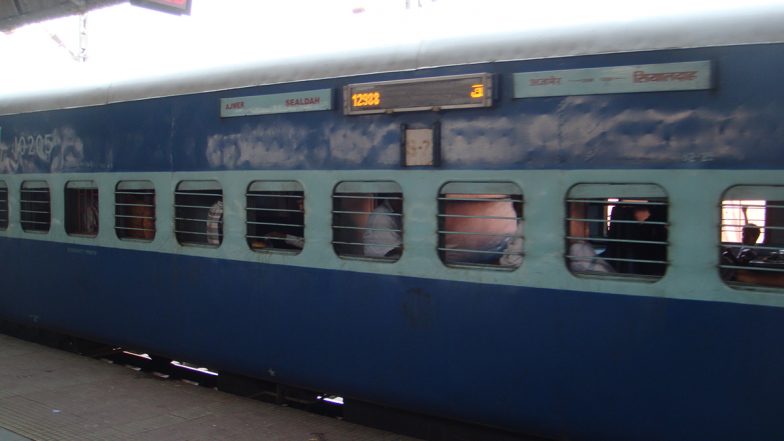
[2,5,784,441]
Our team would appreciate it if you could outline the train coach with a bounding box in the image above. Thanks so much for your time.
[2,5,784,441]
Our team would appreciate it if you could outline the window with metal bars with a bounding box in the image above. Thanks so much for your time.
[65,181,99,237]
[115,181,156,241]
[20,181,50,233]
[246,181,304,254]
[719,185,784,289]
[565,184,668,279]
[438,182,523,269]
[0,181,8,230]
[174,180,223,247]
[332,181,403,261]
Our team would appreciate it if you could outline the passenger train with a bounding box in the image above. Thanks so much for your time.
[2,4,784,441]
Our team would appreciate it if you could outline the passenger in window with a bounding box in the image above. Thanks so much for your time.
[207,200,224,246]
[603,203,667,275]
[499,221,524,267]
[265,197,304,250]
[83,198,99,235]
[567,204,613,273]
[126,196,155,240]
[736,223,761,264]
[442,195,518,265]
[363,196,402,258]
[726,223,784,287]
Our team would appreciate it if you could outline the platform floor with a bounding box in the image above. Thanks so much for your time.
[0,334,421,441]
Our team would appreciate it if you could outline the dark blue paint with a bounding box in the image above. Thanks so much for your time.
[1,237,782,441]
[1,44,783,174]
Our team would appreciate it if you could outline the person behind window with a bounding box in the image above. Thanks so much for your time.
[442,194,518,265]
[126,195,154,240]
[567,203,613,273]
[363,196,402,258]
[207,200,223,246]
[265,197,305,250]
[737,223,761,264]
[603,203,666,275]
[499,221,524,267]
[83,194,99,235]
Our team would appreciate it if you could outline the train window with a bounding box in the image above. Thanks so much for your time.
[20,181,51,233]
[115,181,156,241]
[438,182,523,269]
[65,181,99,237]
[566,184,668,279]
[246,181,304,254]
[0,181,8,230]
[174,180,223,247]
[719,186,784,289]
[332,181,403,262]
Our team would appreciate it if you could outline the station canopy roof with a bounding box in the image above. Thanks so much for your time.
[0,0,124,31]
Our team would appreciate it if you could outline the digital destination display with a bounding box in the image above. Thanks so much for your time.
[344,73,493,115]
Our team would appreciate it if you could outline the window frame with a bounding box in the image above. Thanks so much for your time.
[246,180,305,254]
[332,181,403,262]
[65,180,100,238]
[174,180,224,248]
[719,185,784,290]
[20,180,51,234]
[565,183,669,281]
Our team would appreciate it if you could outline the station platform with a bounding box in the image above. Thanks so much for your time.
[0,333,421,441]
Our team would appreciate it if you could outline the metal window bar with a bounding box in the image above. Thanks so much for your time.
[174,203,222,210]
[174,216,217,224]
[720,263,784,274]
[721,202,784,209]
[565,234,668,246]
[172,229,218,237]
[720,243,784,253]
[331,192,403,261]
[566,198,668,205]
[332,193,403,201]
[247,220,304,229]
[567,216,669,227]
[247,207,302,214]
[437,196,520,203]
[438,193,523,268]
[717,192,784,288]
[720,224,784,232]
[333,209,403,217]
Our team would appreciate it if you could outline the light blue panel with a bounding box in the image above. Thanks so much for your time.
[220,89,332,117]
[514,61,712,98]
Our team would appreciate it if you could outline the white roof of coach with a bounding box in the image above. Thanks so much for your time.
[2,3,784,115]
